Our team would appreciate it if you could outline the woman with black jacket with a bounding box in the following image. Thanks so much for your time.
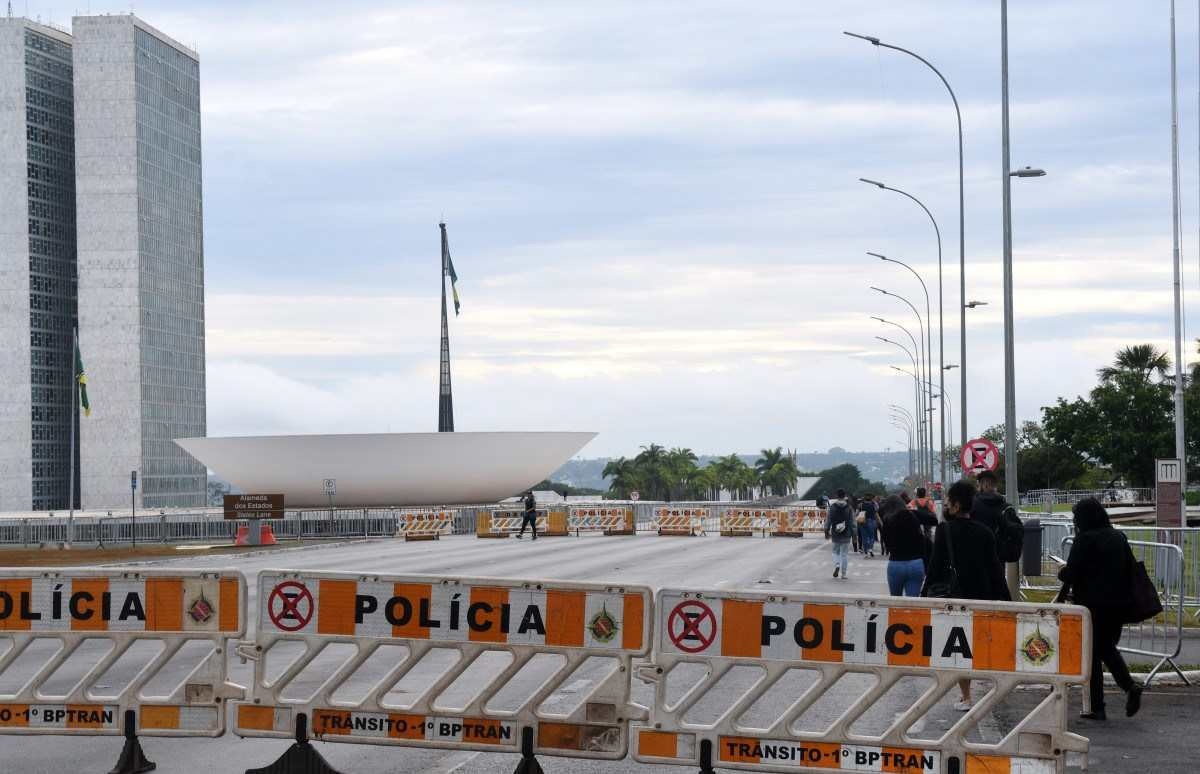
[923,480,1009,711]
[1056,497,1143,720]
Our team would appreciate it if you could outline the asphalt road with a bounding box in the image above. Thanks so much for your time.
[0,533,1192,773]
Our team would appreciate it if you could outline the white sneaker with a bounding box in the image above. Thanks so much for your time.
[953,699,972,712]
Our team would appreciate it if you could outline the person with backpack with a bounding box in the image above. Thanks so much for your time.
[971,470,1026,566]
[516,491,538,540]
[858,493,879,558]
[879,494,925,596]
[824,489,855,579]
[923,480,1009,711]
[1055,497,1143,720]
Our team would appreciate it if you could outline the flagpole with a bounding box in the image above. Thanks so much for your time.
[68,326,77,547]
[437,222,455,432]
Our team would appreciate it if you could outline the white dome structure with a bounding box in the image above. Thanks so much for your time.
[175,432,596,507]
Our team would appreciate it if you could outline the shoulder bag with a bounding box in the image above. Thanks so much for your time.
[923,521,960,598]
[1125,548,1163,623]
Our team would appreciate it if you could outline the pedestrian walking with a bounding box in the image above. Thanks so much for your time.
[879,494,926,596]
[1055,497,1143,721]
[858,494,879,557]
[516,490,538,540]
[923,479,1009,711]
[824,488,855,579]
[970,470,1005,531]
[848,493,861,553]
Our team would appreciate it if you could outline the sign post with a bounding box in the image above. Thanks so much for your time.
[322,479,337,534]
[130,470,138,548]
[1156,458,1183,528]
[960,437,1000,477]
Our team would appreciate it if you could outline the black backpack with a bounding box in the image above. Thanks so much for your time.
[994,505,1024,563]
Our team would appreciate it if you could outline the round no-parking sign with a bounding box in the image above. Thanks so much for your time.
[960,438,1000,476]
[267,581,314,631]
[667,600,717,653]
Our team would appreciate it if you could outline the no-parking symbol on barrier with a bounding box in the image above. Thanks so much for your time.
[267,581,314,631]
[667,600,716,653]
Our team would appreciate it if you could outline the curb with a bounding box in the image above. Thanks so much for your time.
[1104,670,1199,687]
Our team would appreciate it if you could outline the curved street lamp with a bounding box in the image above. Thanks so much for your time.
[861,181,947,487]
[870,252,937,483]
[872,287,932,476]
[877,336,925,479]
[845,30,967,451]
[890,364,925,482]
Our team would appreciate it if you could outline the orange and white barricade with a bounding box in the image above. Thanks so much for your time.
[234,570,653,770]
[720,508,776,537]
[774,508,827,537]
[396,510,456,541]
[634,588,1092,774]
[0,568,246,740]
[568,507,634,536]
[477,510,569,538]
[652,507,707,536]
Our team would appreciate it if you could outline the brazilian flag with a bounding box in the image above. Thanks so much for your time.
[75,339,90,417]
[446,251,461,316]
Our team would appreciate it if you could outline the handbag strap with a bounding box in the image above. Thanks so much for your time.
[944,520,959,574]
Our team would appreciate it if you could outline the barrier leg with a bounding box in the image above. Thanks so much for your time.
[511,726,544,774]
[697,738,715,774]
[109,709,155,774]
[245,712,345,774]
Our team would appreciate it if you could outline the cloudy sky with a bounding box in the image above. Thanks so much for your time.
[33,0,1200,457]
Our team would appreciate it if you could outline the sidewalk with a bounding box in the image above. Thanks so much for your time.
[1069,685,1198,773]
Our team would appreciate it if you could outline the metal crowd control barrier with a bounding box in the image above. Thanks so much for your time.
[1062,536,1189,686]
[395,510,456,541]
[634,588,1090,774]
[720,509,777,537]
[233,571,653,772]
[568,507,635,536]
[775,509,826,538]
[652,508,708,536]
[0,568,246,770]
[476,510,569,538]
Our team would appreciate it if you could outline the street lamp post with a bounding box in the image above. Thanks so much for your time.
[861,180,947,488]
[870,252,937,485]
[890,405,917,478]
[1000,0,1047,599]
[873,316,930,477]
[872,287,932,479]
[890,364,925,482]
[845,30,967,451]
[878,336,925,479]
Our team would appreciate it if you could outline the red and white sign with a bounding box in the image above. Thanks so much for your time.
[630,491,640,501]
[960,438,1000,476]
[666,600,717,653]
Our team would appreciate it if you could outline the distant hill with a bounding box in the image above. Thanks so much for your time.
[550,449,910,492]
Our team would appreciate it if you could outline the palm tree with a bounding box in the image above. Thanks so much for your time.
[664,447,699,501]
[601,456,640,499]
[1098,344,1170,384]
[635,444,669,500]
[756,447,789,497]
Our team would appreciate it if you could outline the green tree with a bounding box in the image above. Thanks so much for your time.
[1043,345,1174,487]
[634,444,669,500]
[663,447,699,501]
[601,456,641,499]
[755,447,801,496]
[978,421,1088,492]
[808,463,886,498]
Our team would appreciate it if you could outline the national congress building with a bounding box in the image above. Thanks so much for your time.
[0,14,205,511]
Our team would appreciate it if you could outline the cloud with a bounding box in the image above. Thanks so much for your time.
[45,0,1200,458]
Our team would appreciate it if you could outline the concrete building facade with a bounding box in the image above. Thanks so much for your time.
[0,19,78,513]
[75,15,206,510]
